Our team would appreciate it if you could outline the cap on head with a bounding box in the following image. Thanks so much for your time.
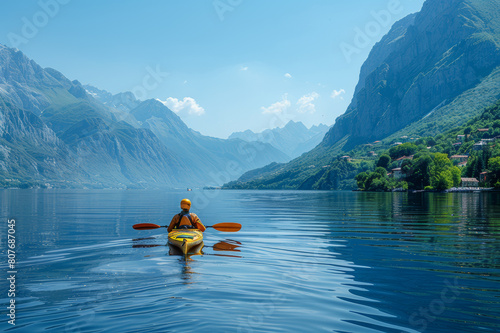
[180,198,191,210]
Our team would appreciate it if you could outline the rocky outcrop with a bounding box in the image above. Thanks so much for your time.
[323,0,500,148]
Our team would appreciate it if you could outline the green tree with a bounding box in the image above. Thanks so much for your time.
[355,172,368,190]
[430,153,454,190]
[450,166,461,187]
[389,143,418,160]
[376,154,391,169]
[374,167,388,177]
[434,170,454,190]
[367,177,392,192]
[488,156,500,187]
[427,137,437,146]
[406,154,432,189]
[401,159,413,175]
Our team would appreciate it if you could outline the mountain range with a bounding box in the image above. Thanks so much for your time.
[225,0,500,190]
[0,44,289,188]
[229,121,329,159]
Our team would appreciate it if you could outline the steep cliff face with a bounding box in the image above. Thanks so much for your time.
[323,0,500,148]
[0,96,83,183]
[0,45,54,115]
[60,118,186,187]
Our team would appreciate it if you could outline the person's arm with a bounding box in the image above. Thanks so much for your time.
[192,213,206,232]
[167,215,178,232]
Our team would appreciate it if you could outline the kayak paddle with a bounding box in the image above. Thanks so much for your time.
[132,222,241,232]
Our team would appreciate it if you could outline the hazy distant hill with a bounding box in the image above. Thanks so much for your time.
[229,121,329,159]
[130,99,290,184]
[225,0,500,190]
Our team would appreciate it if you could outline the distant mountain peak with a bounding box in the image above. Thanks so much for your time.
[130,98,186,127]
[229,121,329,158]
[284,120,307,131]
[83,84,139,112]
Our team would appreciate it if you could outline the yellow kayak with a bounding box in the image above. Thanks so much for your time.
[168,229,203,254]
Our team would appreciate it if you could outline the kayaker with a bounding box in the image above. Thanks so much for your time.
[167,199,206,232]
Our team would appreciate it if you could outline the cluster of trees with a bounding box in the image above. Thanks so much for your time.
[355,167,403,192]
[356,149,461,191]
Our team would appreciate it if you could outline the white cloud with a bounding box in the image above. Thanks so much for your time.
[240,66,249,71]
[297,92,319,114]
[331,89,346,100]
[261,94,291,114]
[284,73,292,78]
[157,97,205,116]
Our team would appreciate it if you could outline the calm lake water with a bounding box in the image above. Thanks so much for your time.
[0,189,499,333]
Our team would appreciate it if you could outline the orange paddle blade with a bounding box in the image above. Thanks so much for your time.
[132,223,163,230]
[210,223,242,232]
[213,241,241,252]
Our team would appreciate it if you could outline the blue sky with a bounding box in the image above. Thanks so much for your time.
[0,0,425,138]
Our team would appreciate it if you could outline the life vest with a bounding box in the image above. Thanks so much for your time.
[174,211,195,229]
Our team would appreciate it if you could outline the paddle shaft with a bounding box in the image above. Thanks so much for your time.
[132,222,241,232]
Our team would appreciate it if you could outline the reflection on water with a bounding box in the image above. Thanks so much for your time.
[0,189,499,332]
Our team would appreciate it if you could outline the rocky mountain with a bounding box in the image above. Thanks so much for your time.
[229,121,329,159]
[225,0,500,190]
[0,44,189,188]
[0,44,289,188]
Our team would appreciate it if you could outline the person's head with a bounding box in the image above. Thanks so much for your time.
[180,198,191,212]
